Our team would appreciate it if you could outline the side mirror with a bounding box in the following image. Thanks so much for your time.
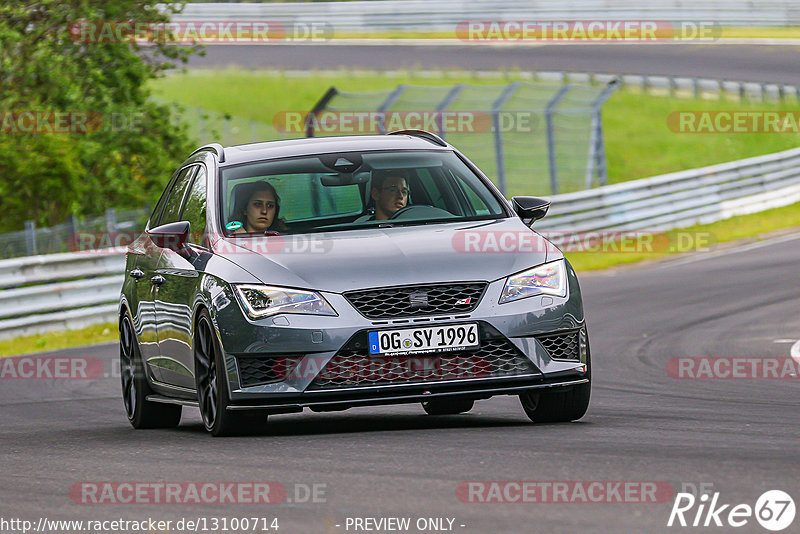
[148,221,190,251]
[511,196,550,224]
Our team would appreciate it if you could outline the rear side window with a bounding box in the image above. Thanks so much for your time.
[159,166,197,226]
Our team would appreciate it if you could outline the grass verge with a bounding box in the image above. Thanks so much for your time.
[0,322,117,358]
[150,68,800,195]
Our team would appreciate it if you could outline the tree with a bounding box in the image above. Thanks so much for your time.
[0,0,200,231]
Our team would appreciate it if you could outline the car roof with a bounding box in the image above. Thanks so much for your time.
[218,134,452,166]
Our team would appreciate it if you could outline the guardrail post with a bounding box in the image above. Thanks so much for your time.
[491,82,520,196]
[545,85,572,195]
[693,78,701,99]
[24,221,37,256]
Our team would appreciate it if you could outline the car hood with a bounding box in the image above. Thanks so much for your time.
[215,217,558,293]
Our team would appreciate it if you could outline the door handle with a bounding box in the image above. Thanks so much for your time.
[129,268,144,280]
[150,274,166,287]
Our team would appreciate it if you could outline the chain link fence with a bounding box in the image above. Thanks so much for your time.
[305,79,619,197]
[0,208,150,260]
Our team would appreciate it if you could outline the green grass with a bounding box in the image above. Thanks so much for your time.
[150,68,800,196]
[0,322,117,358]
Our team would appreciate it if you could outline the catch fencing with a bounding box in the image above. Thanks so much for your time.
[305,80,619,196]
[1,145,799,340]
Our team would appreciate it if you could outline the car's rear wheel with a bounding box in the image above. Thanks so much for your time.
[120,315,181,429]
[519,381,590,423]
[422,398,474,415]
[195,310,265,437]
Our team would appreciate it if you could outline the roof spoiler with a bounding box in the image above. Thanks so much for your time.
[387,129,447,147]
[190,143,226,163]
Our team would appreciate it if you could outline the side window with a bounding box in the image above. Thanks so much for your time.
[149,171,179,228]
[159,166,197,226]
[180,166,207,244]
[416,169,448,210]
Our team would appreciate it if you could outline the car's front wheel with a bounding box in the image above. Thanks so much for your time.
[120,315,181,429]
[422,398,474,415]
[194,310,265,436]
[519,381,590,423]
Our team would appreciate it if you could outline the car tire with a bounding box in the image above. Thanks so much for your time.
[421,398,475,415]
[194,310,266,437]
[120,315,182,429]
[519,381,590,423]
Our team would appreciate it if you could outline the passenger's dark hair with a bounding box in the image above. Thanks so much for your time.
[232,181,287,232]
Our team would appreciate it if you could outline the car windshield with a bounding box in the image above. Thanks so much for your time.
[219,149,508,235]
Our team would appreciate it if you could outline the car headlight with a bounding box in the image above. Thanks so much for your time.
[499,260,567,304]
[234,284,337,319]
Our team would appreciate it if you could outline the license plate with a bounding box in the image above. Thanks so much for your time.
[368,323,479,356]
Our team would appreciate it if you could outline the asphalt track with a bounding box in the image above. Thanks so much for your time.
[188,43,800,84]
[3,232,800,533]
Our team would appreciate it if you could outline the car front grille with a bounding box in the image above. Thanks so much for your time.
[344,282,487,319]
[536,330,581,361]
[307,335,537,390]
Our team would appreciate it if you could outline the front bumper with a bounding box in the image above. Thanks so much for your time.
[211,262,587,405]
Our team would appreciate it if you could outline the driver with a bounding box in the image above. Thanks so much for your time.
[370,170,409,220]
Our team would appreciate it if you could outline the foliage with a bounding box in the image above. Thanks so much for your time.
[0,0,199,231]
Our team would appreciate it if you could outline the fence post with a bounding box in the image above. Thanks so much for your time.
[105,208,117,234]
[545,85,572,195]
[24,220,37,256]
[376,84,408,134]
[434,84,465,140]
[585,78,620,188]
[491,82,520,196]
[66,214,78,251]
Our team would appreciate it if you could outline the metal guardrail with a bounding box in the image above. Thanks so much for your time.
[536,147,800,233]
[179,1,800,29]
[2,146,799,340]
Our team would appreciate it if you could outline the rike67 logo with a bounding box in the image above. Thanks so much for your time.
[668,490,795,531]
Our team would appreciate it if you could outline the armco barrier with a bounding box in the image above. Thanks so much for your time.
[1,146,799,340]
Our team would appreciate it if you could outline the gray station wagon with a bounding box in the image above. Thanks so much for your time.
[119,130,591,436]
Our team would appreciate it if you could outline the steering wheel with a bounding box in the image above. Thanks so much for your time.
[388,206,416,220]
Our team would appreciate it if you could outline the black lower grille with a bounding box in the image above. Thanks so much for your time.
[536,330,581,361]
[237,356,301,387]
[344,282,487,319]
[308,336,536,390]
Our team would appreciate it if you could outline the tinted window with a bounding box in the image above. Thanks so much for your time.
[180,166,207,244]
[159,166,197,226]
[149,171,179,228]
